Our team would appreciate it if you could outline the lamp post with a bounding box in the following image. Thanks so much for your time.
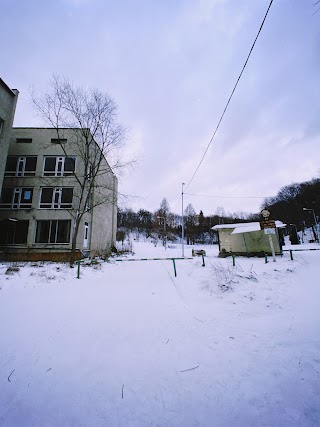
[303,208,319,243]
[157,216,166,250]
[182,183,185,258]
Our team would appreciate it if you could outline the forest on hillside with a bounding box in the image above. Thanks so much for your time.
[262,177,320,231]
[117,198,259,245]
[117,176,320,246]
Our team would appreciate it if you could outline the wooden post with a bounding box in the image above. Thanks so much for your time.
[172,259,177,277]
[232,255,235,267]
[290,250,293,261]
[201,253,205,267]
[265,254,268,264]
[268,234,276,262]
[77,261,81,279]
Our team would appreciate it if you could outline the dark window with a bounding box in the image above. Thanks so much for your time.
[25,157,37,173]
[16,138,32,143]
[4,156,37,176]
[5,157,17,173]
[43,156,75,176]
[35,220,71,244]
[40,187,73,209]
[0,187,33,209]
[43,157,56,175]
[61,188,73,206]
[56,220,70,243]
[0,118,4,137]
[64,157,75,173]
[0,188,13,208]
[0,220,29,245]
[51,138,67,144]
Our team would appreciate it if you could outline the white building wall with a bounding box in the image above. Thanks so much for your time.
[0,127,117,259]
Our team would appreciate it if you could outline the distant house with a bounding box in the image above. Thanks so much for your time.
[212,221,286,257]
[0,126,118,261]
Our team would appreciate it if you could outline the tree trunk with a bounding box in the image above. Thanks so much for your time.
[70,220,80,266]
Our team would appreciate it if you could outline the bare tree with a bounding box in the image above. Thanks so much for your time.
[32,76,129,265]
[184,203,197,244]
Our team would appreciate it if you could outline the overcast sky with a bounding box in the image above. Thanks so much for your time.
[2,0,320,216]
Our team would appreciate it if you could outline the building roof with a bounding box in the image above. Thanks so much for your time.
[0,78,18,96]
[212,221,286,234]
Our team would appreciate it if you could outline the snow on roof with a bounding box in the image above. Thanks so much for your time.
[231,224,262,234]
[212,221,286,233]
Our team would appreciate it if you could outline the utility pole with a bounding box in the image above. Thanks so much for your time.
[182,182,185,258]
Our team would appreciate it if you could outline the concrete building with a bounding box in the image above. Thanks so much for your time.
[0,127,117,261]
[212,221,286,257]
[0,79,19,191]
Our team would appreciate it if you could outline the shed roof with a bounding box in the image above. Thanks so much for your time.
[212,221,286,233]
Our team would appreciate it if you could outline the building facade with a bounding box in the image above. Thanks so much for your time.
[0,127,118,261]
[0,79,19,191]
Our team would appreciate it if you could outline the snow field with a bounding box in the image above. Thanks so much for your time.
[0,242,320,426]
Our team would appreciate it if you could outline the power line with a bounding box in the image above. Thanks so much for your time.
[184,192,271,199]
[184,0,274,191]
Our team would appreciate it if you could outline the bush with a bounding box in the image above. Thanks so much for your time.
[209,260,235,292]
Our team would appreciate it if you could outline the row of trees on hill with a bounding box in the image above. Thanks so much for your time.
[117,198,259,245]
[262,178,320,234]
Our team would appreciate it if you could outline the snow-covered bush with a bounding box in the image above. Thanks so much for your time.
[209,260,236,292]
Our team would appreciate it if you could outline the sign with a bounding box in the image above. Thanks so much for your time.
[260,209,271,219]
[264,228,276,235]
[260,220,276,230]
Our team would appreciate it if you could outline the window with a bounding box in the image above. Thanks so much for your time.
[40,187,73,209]
[51,138,67,144]
[16,138,32,143]
[0,220,29,245]
[5,156,37,177]
[35,220,71,244]
[85,192,92,211]
[43,156,75,176]
[0,187,33,209]
[0,118,4,137]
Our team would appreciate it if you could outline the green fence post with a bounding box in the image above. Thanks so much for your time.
[290,250,293,261]
[232,255,235,267]
[77,261,81,279]
[265,254,268,264]
[172,259,177,277]
[202,253,205,267]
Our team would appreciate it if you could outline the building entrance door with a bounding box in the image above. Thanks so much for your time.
[83,222,89,248]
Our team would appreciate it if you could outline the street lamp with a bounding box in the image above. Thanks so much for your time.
[303,208,319,243]
[157,216,166,250]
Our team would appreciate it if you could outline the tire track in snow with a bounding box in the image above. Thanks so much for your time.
[160,260,204,323]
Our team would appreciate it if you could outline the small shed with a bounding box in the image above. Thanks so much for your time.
[212,221,286,257]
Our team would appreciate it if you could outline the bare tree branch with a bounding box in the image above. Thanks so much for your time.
[31,75,134,264]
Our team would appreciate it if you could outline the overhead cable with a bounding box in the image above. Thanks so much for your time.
[184,0,274,191]
[184,192,271,199]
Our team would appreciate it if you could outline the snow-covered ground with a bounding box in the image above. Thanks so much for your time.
[1,241,320,426]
